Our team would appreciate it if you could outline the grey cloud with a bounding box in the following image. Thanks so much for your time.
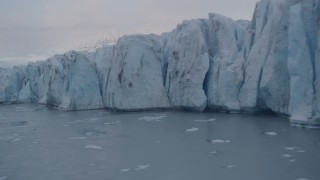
[0,0,258,62]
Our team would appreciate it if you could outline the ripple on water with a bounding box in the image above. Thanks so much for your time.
[0,121,28,127]
[68,137,86,140]
[77,129,107,136]
[87,118,99,122]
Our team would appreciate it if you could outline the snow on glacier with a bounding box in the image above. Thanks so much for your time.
[0,0,320,126]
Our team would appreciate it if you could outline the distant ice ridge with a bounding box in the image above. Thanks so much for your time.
[1,0,320,127]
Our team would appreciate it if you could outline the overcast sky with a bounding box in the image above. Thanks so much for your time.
[0,0,258,62]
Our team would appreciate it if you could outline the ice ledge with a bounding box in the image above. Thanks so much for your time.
[290,119,320,129]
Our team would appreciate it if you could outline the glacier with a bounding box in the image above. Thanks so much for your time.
[0,0,320,127]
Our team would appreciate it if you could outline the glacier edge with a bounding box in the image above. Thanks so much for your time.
[1,0,320,127]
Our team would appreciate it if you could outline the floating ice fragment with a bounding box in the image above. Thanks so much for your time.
[103,121,121,125]
[226,165,236,169]
[0,176,7,180]
[210,151,218,154]
[289,159,297,162]
[265,132,278,136]
[209,139,231,144]
[193,118,216,122]
[282,154,292,158]
[297,178,309,180]
[120,168,131,172]
[32,141,39,144]
[139,115,166,122]
[84,145,103,150]
[185,127,199,132]
[296,150,306,153]
[12,138,22,142]
[68,137,86,140]
[134,165,151,170]
[285,147,297,150]
[69,120,84,124]
[221,165,236,169]
[285,147,306,153]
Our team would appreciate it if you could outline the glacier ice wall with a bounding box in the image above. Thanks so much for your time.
[162,19,209,111]
[16,51,104,110]
[1,0,320,125]
[205,14,249,111]
[104,35,170,110]
[239,0,291,114]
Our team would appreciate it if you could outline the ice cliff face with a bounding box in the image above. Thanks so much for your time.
[104,35,170,110]
[0,0,320,125]
[17,51,103,110]
[205,14,249,111]
[162,19,210,111]
[0,67,24,102]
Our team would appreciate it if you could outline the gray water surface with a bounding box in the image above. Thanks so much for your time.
[0,104,319,180]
